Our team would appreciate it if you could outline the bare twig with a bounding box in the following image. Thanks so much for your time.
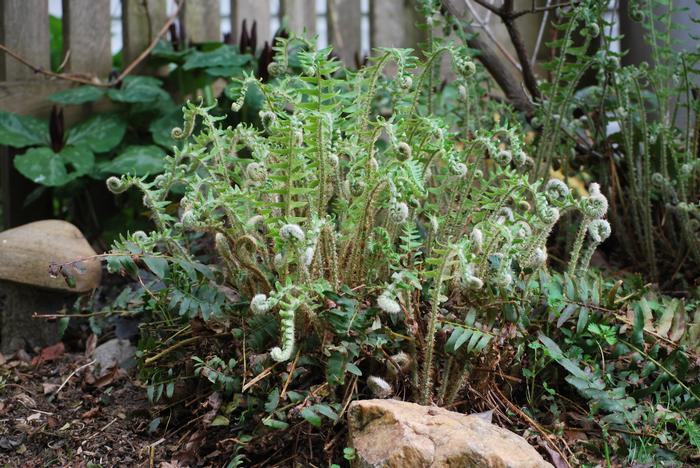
[52,359,97,398]
[441,0,535,115]
[0,0,184,88]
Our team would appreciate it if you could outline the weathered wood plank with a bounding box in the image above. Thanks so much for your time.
[62,0,112,77]
[370,0,423,50]
[0,0,50,80]
[0,0,52,229]
[181,0,221,43]
[122,0,167,66]
[282,0,316,36]
[327,0,361,67]
[232,0,272,46]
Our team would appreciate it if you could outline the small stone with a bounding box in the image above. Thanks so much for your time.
[348,399,552,468]
[91,339,135,377]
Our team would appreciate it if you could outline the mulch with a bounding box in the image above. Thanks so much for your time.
[0,343,224,467]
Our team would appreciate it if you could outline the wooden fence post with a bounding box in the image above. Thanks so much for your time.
[282,0,317,36]
[0,0,53,229]
[181,0,221,44]
[122,0,167,66]
[232,0,272,47]
[63,0,112,77]
[370,0,424,50]
[327,0,361,67]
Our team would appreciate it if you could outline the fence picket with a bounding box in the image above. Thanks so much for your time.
[122,0,167,66]
[370,0,423,50]
[328,0,361,67]
[182,0,221,43]
[282,0,316,36]
[232,0,271,47]
[62,0,112,77]
[0,0,53,228]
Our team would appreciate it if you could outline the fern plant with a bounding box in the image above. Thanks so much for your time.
[104,36,611,426]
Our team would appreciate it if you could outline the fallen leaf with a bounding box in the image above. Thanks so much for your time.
[14,393,37,408]
[26,412,42,422]
[32,342,65,366]
[0,353,6,365]
[42,383,60,395]
[94,366,127,388]
[81,406,100,419]
[47,416,59,428]
[85,334,98,357]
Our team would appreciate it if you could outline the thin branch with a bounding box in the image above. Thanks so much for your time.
[0,0,184,88]
[512,1,579,20]
[441,0,535,115]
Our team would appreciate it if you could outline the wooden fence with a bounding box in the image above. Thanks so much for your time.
[0,0,429,228]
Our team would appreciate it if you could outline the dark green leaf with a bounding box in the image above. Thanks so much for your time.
[60,145,95,176]
[105,145,166,176]
[49,86,106,105]
[149,109,183,149]
[143,256,169,278]
[14,147,70,186]
[300,408,322,427]
[345,362,362,376]
[183,46,251,70]
[107,76,168,103]
[66,113,126,153]
[0,111,48,148]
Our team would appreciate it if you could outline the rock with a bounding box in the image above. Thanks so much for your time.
[348,399,552,468]
[0,220,101,354]
[0,220,101,292]
[91,339,135,377]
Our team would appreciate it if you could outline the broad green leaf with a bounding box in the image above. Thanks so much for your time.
[576,307,589,334]
[345,362,362,376]
[183,46,251,70]
[105,145,166,176]
[262,417,289,429]
[151,40,192,62]
[314,404,338,421]
[66,113,126,153]
[49,86,106,105]
[265,388,280,412]
[300,407,322,427]
[0,111,48,148]
[143,256,169,279]
[14,147,70,186]
[557,304,578,328]
[211,415,230,426]
[107,76,168,103]
[60,145,95,176]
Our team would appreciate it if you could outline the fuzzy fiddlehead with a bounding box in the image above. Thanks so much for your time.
[270,298,299,362]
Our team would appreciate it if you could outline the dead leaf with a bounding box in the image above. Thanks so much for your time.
[81,406,100,419]
[47,416,59,428]
[32,342,65,365]
[42,382,60,395]
[14,393,37,408]
[0,352,6,365]
[26,412,42,422]
[85,334,98,357]
[94,367,127,388]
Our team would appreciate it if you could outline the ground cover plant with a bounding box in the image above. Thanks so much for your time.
[78,29,698,464]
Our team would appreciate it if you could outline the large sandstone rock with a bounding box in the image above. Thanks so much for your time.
[0,220,101,353]
[348,399,552,468]
[0,219,101,292]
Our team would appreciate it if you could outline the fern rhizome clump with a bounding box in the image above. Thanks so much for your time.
[105,37,610,433]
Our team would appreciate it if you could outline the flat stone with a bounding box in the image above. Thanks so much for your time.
[91,338,135,377]
[0,220,101,292]
[348,399,552,468]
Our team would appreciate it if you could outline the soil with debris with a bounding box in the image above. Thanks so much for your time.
[0,343,231,467]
